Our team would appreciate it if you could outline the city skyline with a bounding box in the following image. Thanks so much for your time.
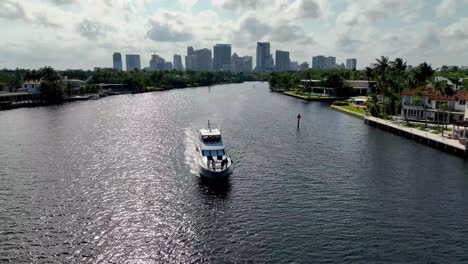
[1,0,468,70]
[114,42,338,73]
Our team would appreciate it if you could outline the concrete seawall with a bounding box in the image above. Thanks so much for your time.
[365,116,467,158]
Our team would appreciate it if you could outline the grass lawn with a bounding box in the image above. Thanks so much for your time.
[284,91,322,99]
[340,105,367,115]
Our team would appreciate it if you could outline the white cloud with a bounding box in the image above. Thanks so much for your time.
[0,0,466,69]
[436,0,457,18]
[442,18,468,41]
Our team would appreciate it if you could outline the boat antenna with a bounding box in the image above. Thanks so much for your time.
[208,120,211,131]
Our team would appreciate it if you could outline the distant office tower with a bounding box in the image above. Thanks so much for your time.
[149,54,165,71]
[256,42,270,72]
[164,62,173,71]
[231,53,253,73]
[185,55,197,71]
[113,52,123,71]
[267,54,275,71]
[275,50,290,72]
[312,56,336,69]
[126,54,141,71]
[289,61,299,71]
[173,54,184,71]
[346,58,357,70]
[187,46,194,56]
[312,55,325,69]
[213,44,232,71]
[194,48,212,71]
[300,62,309,71]
[326,56,336,69]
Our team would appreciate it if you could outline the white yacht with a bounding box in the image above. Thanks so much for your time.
[196,125,233,179]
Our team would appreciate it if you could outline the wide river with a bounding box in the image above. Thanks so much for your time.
[1,82,467,263]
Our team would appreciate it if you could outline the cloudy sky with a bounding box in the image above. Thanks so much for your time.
[1,0,468,70]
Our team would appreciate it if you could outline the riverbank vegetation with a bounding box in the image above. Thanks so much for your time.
[0,67,270,104]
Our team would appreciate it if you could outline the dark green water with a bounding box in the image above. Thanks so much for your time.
[1,82,467,263]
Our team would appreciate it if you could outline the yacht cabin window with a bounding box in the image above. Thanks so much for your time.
[202,149,225,157]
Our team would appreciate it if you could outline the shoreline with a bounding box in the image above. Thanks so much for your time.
[331,104,467,158]
[283,91,348,102]
[0,81,252,112]
[330,105,366,119]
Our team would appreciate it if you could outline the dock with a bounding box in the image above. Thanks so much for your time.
[365,116,467,157]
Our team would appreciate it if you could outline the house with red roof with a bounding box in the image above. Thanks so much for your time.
[401,85,468,123]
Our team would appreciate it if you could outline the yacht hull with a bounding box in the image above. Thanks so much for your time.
[197,163,233,180]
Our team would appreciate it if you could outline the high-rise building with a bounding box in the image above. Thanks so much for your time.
[256,42,270,72]
[187,46,194,56]
[290,61,299,71]
[185,55,197,71]
[164,62,173,71]
[126,54,141,71]
[300,62,309,71]
[312,56,336,69]
[194,48,212,72]
[346,58,357,70]
[173,54,184,71]
[149,54,165,71]
[275,50,290,72]
[231,53,253,73]
[113,52,123,71]
[326,56,336,69]
[213,44,232,71]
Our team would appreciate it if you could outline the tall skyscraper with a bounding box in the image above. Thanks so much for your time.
[149,54,165,71]
[256,42,270,72]
[312,55,325,69]
[194,48,212,72]
[213,44,232,71]
[173,54,184,71]
[275,50,290,72]
[185,55,197,71]
[231,53,253,73]
[126,54,141,71]
[164,62,173,71]
[300,62,309,71]
[346,58,357,70]
[187,46,194,56]
[289,61,299,71]
[312,56,336,69]
[113,53,123,71]
[326,56,336,69]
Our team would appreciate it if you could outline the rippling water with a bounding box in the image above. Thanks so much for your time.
[1,82,468,263]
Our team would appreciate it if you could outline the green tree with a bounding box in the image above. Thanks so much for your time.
[39,66,64,104]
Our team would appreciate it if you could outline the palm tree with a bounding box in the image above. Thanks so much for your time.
[434,80,454,130]
[441,65,449,75]
[391,58,407,119]
[414,62,435,87]
[374,56,391,118]
[448,77,462,92]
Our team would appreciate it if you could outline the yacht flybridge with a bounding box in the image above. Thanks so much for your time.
[196,124,233,179]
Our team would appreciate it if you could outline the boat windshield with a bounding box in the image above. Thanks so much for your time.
[202,149,225,157]
[201,135,222,142]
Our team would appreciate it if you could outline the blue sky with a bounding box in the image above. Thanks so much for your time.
[0,0,468,70]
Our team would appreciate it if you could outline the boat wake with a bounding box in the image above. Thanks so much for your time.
[184,128,199,176]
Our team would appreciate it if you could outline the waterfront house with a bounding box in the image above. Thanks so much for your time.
[401,86,468,123]
[300,79,334,96]
[64,76,87,95]
[19,79,42,93]
[345,80,376,95]
[300,79,375,97]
